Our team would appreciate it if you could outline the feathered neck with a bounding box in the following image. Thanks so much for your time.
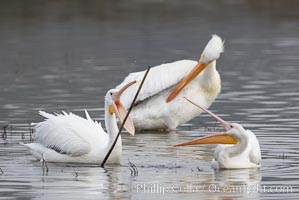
[226,132,249,158]
[198,61,221,94]
[104,96,122,161]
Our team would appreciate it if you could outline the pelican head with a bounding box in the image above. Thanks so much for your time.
[106,81,136,135]
[176,97,261,169]
[166,35,224,103]
[175,122,250,148]
[200,34,224,64]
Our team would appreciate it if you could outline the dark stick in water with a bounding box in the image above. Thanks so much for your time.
[101,66,151,167]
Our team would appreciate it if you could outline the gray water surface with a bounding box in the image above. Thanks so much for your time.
[1,1,299,199]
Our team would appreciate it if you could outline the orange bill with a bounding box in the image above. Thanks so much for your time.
[174,132,237,147]
[166,61,210,103]
[112,101,135,135]
[115,80,137,100]
[113,80,136,135]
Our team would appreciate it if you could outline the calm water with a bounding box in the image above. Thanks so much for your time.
[1,0,299,199]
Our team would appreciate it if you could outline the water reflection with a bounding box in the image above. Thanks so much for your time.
[214,169,261,185]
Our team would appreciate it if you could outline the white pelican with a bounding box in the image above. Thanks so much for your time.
[116,35,224,130]
[21,81,136,164]
[175,97,261,169]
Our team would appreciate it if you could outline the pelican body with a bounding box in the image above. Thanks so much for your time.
[116,35,224,130]
[175,98,261,169]
[22,81,136,164]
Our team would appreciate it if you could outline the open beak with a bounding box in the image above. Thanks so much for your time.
[112,81,136,135]
[183,97,233,130]
[175,97,237,147]
[166,61,210,103]
[174,132,237,147]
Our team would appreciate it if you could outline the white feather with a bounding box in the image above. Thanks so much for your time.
[212,125,261,169]
[116,60,197,108]
[201,34,224,64]
[29,111,106,157]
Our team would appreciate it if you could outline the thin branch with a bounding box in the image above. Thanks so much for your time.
[101,66,151,167]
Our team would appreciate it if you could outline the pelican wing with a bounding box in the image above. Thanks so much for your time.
[116,60,197,108]
[33,110,104,156]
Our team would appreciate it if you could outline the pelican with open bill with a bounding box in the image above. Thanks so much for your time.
[175,97,261,169]
[21,81,137,165]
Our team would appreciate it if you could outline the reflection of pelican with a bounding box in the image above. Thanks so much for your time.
[212,169,261,199]
[22,81,136,164]
[214,168,261,184]
[31,166,123,199]
[116,35,224,130]
[175,97,261,169]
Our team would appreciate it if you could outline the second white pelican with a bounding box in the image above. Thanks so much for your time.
[175,98,261,169]
[21,81,136,164]
[116,35,224,130]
